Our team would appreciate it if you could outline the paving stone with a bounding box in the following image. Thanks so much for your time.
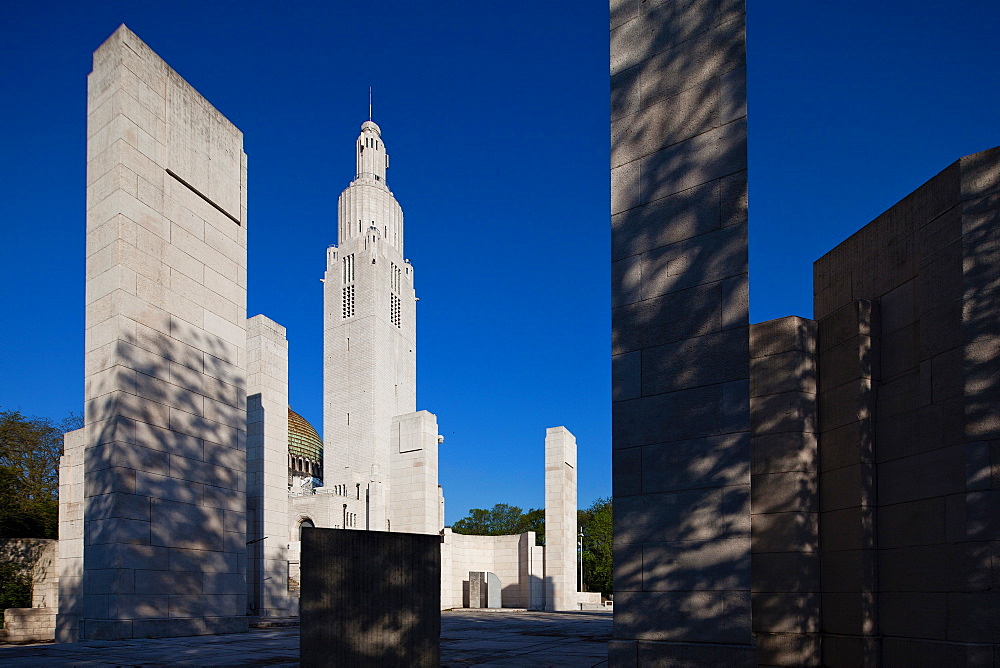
[0,611,612,666]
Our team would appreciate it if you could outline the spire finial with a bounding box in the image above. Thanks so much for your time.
[368,87,372,121]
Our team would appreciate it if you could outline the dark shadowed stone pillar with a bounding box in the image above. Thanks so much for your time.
[750,317,822,665]
[815,300,880,666]
[609,0,753,664]
[300,528,440,667]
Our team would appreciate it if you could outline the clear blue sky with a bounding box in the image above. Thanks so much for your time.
[1,1,998,524]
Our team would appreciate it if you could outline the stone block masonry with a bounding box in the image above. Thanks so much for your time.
[57,428,85,641]
[610,0,753,664]
[749,317,821,666]
[77,25,248,640]
[246,315,293,617]
[545,427,578,611]
[812,146,1000,665]
[390,410,441,535]
[0,539,60,643]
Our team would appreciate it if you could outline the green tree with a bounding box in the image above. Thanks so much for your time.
[579,497,612,595]
[451,504,546,544]
[515,507,545,544]
[0,409,80,539]
[452,503,525,536]
[451,497,613,593]
[0,560,32,623]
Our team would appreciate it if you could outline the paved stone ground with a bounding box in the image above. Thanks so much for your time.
[0,610,611,666]
[441,610,610,666]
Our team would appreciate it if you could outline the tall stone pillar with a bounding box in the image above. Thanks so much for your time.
[80,25,248,639]
[610,0,753,663]
[544,426,577,611]
[246,315,292,617]
[749,317,821,665]
[56,428,86,642]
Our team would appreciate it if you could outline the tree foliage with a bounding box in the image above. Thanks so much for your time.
[579,497,612,595]
[451,503,539,537]
[0,561,32,614]
[0,409,80,539]
[451,497,614,596]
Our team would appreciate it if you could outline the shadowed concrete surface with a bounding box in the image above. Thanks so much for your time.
[300,528,440,667]
[0,610,611,666]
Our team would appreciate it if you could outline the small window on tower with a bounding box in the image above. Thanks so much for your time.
[391,293,401,328]
[342,285,355,319]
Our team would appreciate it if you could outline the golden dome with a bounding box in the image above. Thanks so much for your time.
[288,407,323,462]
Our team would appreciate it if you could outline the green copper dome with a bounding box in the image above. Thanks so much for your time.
[288,407,323,462]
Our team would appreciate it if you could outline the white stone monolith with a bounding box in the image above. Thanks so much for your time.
[78,25,248,640]
[544,426,578,611]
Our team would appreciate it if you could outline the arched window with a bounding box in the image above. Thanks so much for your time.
[299,518,315,540]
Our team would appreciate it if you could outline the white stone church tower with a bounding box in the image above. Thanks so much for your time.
[322,120,442,534]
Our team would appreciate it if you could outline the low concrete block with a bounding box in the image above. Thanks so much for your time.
[300,528,440,667]
[2,608,57,643]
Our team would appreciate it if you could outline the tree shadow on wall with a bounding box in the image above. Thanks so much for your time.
[300,528,439,667]
[949,147,1000,643]
[610,0,755,651]
[80,322,247,633]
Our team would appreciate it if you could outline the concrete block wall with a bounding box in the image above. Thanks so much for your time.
[78,25,248,640]
[3,609,58,643]
[813,146,1000,664]
[749,317,821,666]
[610,0,753,663]
[390,411,441,535]
[0,539,59,600]
[0,539,60,643]
[57,428,85,642]
[529,544,545,609]
[439,530,532,609]
[544,426,578,611]
[246,315,292,617]
[32,543,59,610]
